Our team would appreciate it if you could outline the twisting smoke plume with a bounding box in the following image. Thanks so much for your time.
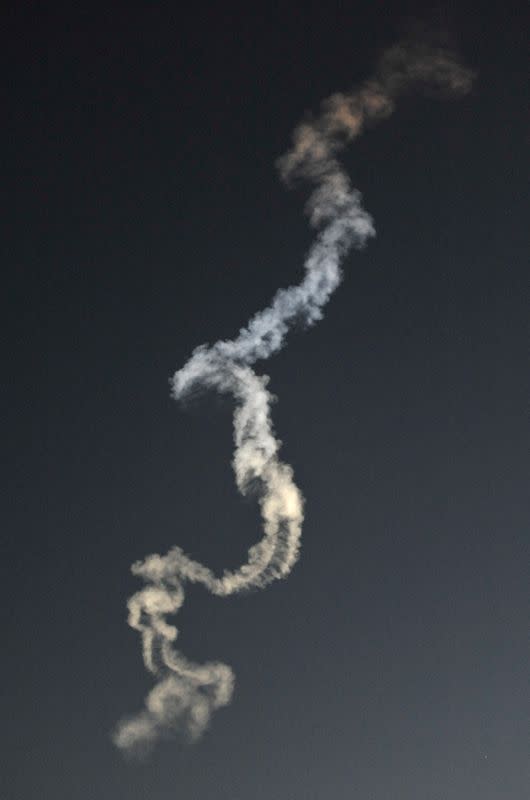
[113,37,474,754]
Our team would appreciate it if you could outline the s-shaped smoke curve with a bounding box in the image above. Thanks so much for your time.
[113,38,474,753]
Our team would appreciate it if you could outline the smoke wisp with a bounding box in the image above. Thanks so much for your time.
[113,38,474,754]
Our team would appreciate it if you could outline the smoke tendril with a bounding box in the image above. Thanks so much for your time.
[113,38,474,754]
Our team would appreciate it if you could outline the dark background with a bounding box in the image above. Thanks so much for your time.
[4,2,528,798]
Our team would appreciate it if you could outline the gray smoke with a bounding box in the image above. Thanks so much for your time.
[113,38,474,754]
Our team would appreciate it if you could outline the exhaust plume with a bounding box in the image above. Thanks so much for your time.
[113,38,474,754]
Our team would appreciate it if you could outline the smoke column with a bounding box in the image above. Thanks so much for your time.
[113,38,474,754]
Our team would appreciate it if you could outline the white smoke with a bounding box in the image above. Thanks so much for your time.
[113,38,474,754]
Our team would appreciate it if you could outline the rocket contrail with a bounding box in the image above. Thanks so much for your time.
[113,38,474,753]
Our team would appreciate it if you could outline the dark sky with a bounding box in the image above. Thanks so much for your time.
[4,2,529,798]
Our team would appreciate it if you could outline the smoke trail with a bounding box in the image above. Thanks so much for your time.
[113,38,474,754]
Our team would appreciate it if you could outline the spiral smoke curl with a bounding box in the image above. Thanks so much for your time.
[113,39,474,754]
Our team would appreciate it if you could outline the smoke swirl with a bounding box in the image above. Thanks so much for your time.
[113,38,474,754]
